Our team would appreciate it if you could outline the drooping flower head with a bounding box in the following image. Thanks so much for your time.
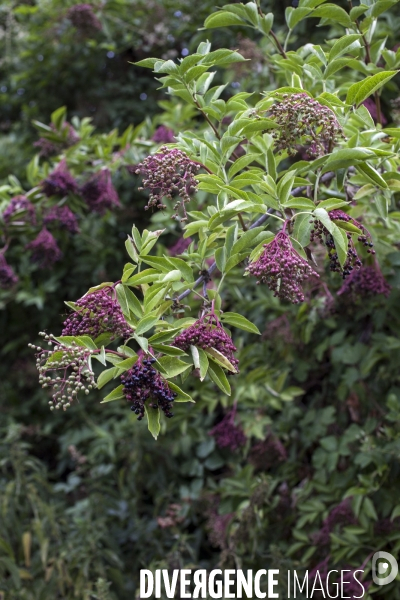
[134,148,200,221]
[247,227,319,303]
[152,125,175,144]
[310,209,374,278]
[3,195,36,225]
[30,333,96,411]
[41,160,79,198]
[209,404,246,451]
[121,352,177,420]
[67,4,102,32]
[337,264,391,300]
[269,93,344,157]
[26,228,62,268]
[62,285,132,340]
[173,307,239,373]
[0,255,18,288]
[80,168,120,213]
[43,205,79,234]
[34,122,80,158]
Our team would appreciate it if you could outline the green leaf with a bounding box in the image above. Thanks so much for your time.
[311,4,353,27]
[97,367,118,389]
[157,356,191,378]
[208,361,231,395]
[190,345,209,381]
[145,405,160,440]
[346,71,398,106]
[124,287,143,318]
[133,333,149,353]
[317,198,349,210]
[230,227,266,255]
[115,283,129,317]
[205,348,237,373]
[126,269,160,286]
[332,220,362,234]
[166,257,194,282]
[221,312,261,334]
[332,227,348,267]
[54,335,97,350]
[215,247,227,272]
[135,314,160,335]
[356,163,388,189]
[328,34,362,62]
[151,344,187,356]
[283,197,315,210]
[168,381,194,402]
[100,385,124,403]
[134,57,159,69]
[204,11,244,28]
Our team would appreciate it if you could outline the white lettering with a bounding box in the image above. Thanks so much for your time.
[163,570,179,599]
[237,570,253,598]
[268,570,279,598]
[193,570,207,599]
[140,570,153,599]
[209,569,223,598]
[180,569,192,598]
[254,570,266,599]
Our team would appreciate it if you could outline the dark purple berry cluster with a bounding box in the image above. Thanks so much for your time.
[247,230,318,303]
[173,313,239,372]
[121,356,177,420]
[81,168,120,213]
[25,227,63,268]
[67,4,102,32]
[209,407,246,451]
[43,205,79,234]
[0,254,18,288]
[269,93,344,157]
[30,333,96,411]
[337,265,391,300]
[134,148,200,221]
[152,126,175,144]
[3,195,36,225]
[41,160,79,198]
[310,210,374,278]
[62,286,132,340]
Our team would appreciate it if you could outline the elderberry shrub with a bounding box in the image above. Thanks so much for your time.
[173,311,239,372]
[121,355,177,420]
[134,148,200,221]
[310,209,374,278]
[29,334,96,411]
[41,159,79,198]
[247,229,318,303]
[62,286,132,340]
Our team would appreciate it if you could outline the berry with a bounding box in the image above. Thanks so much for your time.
[133,148,200,221]
[209,406,246,451]
[121,354,177,420]
[269,93,344,157]
[337,264,391,300]
[43,205,79,233]
[80,168,120,213]
[3,195,36,225]
[62,286,132,340]
[0,254,18,288]
[41,160,79,198]
[246,229,318,303]
[26,227,62,268]
[67,4,102,33]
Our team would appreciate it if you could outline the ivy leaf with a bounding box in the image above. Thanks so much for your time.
[221,312,261,334]
[144,405,161,440]
[208,361,231,395]
[100,385,124,403]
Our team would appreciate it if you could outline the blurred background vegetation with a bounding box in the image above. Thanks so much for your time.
[1,0,400,598]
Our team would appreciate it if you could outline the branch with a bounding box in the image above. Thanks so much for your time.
[176,171,336,302]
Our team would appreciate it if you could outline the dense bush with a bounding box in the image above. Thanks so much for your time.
[1,0,400,599]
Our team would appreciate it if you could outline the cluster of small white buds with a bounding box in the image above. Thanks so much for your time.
[29,333,96,412]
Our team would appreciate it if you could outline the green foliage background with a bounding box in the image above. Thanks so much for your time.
[1,0,400,598]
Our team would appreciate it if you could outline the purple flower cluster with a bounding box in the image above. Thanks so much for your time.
[249,434,287,471]
[247,230,318,303]
[41,160,79,198]
[337,265,391,300]
[269,93,344,157]
[81,168,120,213]
[0,254,18,288]
[152,125,175,144]
[67,4,102,32]
[135,148,200,221]
[3,195,36,225]
[311,210,374,278]
[43,205,79,234]
[34,122,80,158]
[173,312,239,373]
[30,333,96,411]
[209,406,247,451]
[26,228,62,268]
[312,498,357,546]
[62,286,132,340]
[121,355,177,420]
